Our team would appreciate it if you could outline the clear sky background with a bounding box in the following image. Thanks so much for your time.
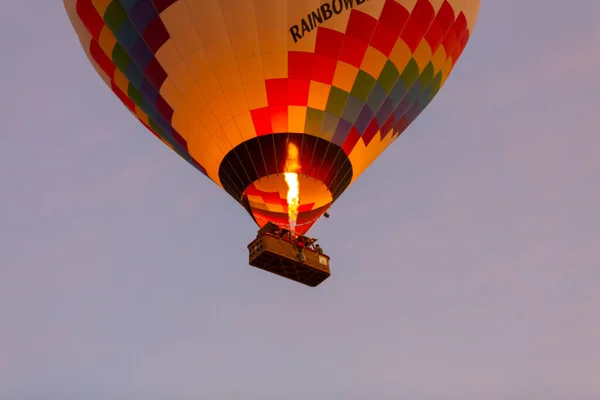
[1,1,599,399]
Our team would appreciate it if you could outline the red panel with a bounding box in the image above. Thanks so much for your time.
[298,202,316,212]
[380,114,395,139]
[410,0,436,32]
[266,79,288,106]
[400,19,424,53]
[269,105,289,131]
[171,129,188,151]
[346,10,377,42]
[142,18,170,53]
[76,0,104,40]
[288,79,310,106]
[155,95,173,122]
[89,39,116,78]
[311,54,337,84]
[145,57,168,89]
[342,127,361,155]
[443,31,458,60]
[370,22,399,57]
[314,27,345,57]
[251,107,273,136]
[425,0,456,51]
[151,0,178,14]
[379,0,410,33]
[338,36,368,68]
[361,119,380,146]
[288,51,314,79]
[110,81,135,111]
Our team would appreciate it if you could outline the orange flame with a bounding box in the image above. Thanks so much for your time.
[284,142,300,236]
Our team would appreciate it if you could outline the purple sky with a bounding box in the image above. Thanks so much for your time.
[1,1,599,398]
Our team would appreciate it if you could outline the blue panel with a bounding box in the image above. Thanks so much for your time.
[128,0,158,32]
[115,19,139,52]
[365,82,387,114]
[130,38,154,69]
[119,0,139,12]
[124,62,144,87]
[140,79,159,105]
[331,118,353,147]
[341,94,363,124]
[374,97,393,127]
[354,106,373,135]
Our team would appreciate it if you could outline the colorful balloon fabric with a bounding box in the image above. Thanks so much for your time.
[64,0,480,235]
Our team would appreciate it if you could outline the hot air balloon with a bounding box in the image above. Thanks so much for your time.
[64,0,480,286]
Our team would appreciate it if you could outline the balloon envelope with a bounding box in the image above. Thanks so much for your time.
[64,0,480,234]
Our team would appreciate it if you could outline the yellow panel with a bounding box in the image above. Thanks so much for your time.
[224,86,250,117]
[428,0,446,12]
[448,0,480,31]
[254,0,287,30]
[188,50,222,102]
[221,119,245,149]
[158,77,182,111]
[171,103,194,140]
[431,46,447,73]
[288,106,307,133]
[204,38,236,70]
[195,105,221,134]
[235,112,258,140]
[221,0,257,33]
[213,127,236,155]
[332,61,359,93]
[209,96,234,126]
[360,46,388,79]
[412,40,433,71]
[181,84,208,120]
[244,81,269,109]
[214,61,243,92]
[98,26,116,56]
[161,2,203,53]
[113,69,129,94]
[238,56,265,86]
[154,39,182,77]
[397,0,418,12]
[307,81,330,110]
[348,131,396,183]
[258,28,287,54]
[91,0,111,16]
[440,56,454,85]
[187,136,222,185]
[389,39,412,73]
[134,105,148,123]
[261,52,288,79]
[186,0,229,44]
[229,29,260,61]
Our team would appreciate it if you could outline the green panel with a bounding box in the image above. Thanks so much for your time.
[111,44,131,72]
[351,70,377,102]
[127,85,144,108]
[149,119,163,136]
[429,71,443,99]
[325,87,349,117]
[400,58,420,88]
[103,1,128,33]
[304,107,324,136]
[418,62,435,90]
[378,60,400,93]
